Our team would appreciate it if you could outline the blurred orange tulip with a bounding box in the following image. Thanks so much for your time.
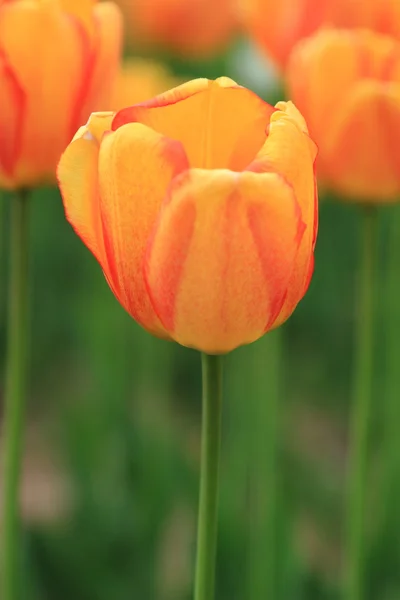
[57,78,317,354]
[240,0,400,69]
[287,29,400,202]
[109,59,179,111]
[0,0,122,190]
[117,0,237,58]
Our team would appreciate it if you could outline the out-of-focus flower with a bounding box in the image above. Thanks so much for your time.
[57,78,317,354]
[109,59,179,111]
[0,0,122,190]
[116,0,237,58]
[287,29,400,202]
[240,0,400,69]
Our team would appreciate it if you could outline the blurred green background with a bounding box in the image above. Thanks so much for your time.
[1,23,400,600]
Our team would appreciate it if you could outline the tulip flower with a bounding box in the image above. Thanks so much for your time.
[240,0,400,69]
[109,59,179,112]
[58,77,317,355]
[287,28,400,202]
[116,0,237,58]
[0,0,123,190]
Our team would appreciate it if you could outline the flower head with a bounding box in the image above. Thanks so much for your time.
[58,78,317,353]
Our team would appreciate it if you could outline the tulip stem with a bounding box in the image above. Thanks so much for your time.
[383,204,400,513]
[194,353,223,600]
[345,205,377,600]
[2,190,30,600]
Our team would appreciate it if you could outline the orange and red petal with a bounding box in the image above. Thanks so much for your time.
[97,122,189,337]
[113,78,275,171]
[0,50,25,186]
[248,102,317,315]
[144,168,304,354]
[113,77,211,120]
[59,0,96,38]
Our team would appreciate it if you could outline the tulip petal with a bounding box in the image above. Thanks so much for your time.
[145,168,304,354]
[113,78,212,125]
[113,78,275,171]
[325,81,400,200]
[0,0,91,186]
[248,101,317,321]
[57,112,114,271]
[0,50,25,186]
[98,122,189,336]
[59,0,96,37]
[77,2,123,122]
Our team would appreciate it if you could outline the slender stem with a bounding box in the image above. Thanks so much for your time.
[345,206,377,600]
[2,190,30,600]
[381,205,400,530]
[246,329,282,600]
[194,353,223,600]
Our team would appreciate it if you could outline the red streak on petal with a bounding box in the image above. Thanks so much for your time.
[0,49,25,176]
[112,88,206,131]
[144,189,196,333]
[248,193,305,332]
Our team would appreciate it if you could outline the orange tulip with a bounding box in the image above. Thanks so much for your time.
[240,0,400,69]
[116,0,237,58]
[0,0,122,190]
[287,29,400,202]
[57,78,317,354]
[109,59,179,112]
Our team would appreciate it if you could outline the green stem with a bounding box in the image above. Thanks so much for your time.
[246,329,282,600]
[345,206,377,600]
[382,204,400,528]
[2,190,30,600]
[194,353,223,600]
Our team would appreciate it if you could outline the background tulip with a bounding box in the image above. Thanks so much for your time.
[116,0,237,58]
[57,78,317,354]
[0,0,122,190]
[287,29,400,202]
[239,0,400,69]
